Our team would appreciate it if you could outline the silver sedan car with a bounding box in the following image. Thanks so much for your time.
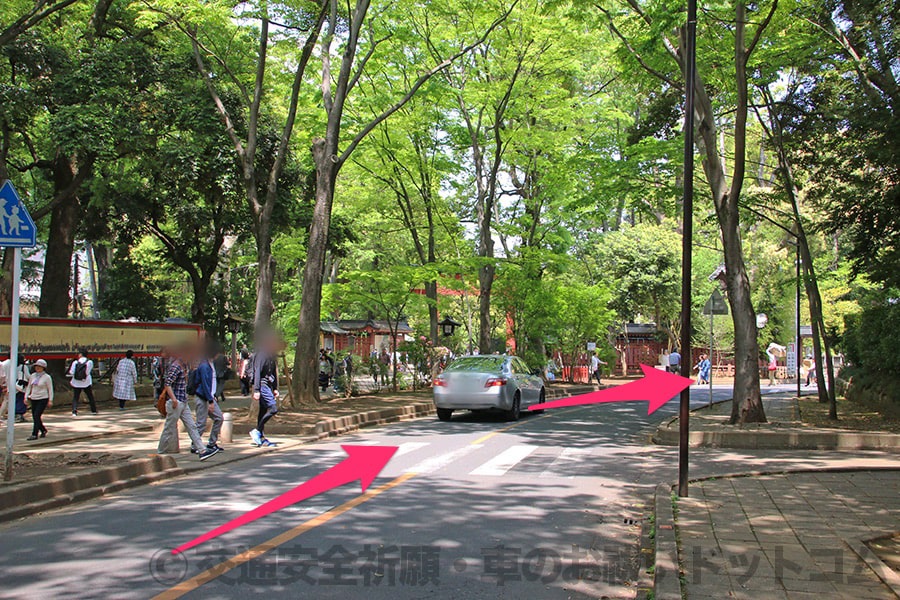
[433,355,546,421]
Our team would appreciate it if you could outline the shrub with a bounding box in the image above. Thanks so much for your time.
[842,301,900,375]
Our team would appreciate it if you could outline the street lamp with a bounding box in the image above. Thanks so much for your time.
[224,314,245,370]
[438,316,461,338]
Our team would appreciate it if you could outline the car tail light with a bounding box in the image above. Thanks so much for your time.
[434,377,448,387]
[485,377,507,387]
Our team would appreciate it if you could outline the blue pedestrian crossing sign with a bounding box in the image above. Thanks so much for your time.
[0,180,36,248]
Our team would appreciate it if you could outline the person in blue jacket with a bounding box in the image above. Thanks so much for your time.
[193,344,224,455]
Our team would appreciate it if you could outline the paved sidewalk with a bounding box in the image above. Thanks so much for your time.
[654,391,900,449]
[673,470,900,599]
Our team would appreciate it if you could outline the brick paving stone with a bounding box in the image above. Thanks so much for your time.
[676,470,900,599]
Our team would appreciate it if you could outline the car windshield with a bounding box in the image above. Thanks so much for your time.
[443,356,506,373]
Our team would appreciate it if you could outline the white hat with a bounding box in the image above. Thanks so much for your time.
[34,359,47,368]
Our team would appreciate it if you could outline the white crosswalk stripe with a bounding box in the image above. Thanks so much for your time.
[405,444,483,474]
[394,441,430,457]
[469,445,537,477]
[538,447,593,479]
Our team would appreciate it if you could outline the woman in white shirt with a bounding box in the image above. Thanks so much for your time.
[25,359,53,440]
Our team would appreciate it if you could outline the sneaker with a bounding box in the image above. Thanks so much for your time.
[206,443,224,452]
[190,447,198,454]
[198,447,220,461]
[72,412,78,417]
[249,429,262,446]
[260,439,277,447]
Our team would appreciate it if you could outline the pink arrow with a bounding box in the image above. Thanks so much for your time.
[171,445,398,555]
[529,364,693,414]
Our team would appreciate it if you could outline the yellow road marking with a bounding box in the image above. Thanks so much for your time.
[153,472,417,600]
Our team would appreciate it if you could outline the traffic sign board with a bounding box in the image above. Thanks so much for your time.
[0,180,36,248]
[702,288,729,315]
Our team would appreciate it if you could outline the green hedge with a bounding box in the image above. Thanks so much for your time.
[843,301,900,376]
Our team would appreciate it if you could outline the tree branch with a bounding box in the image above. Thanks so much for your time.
[746,0,778,59]
[338,0,518,165]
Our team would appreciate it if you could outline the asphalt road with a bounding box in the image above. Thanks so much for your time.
[0,384,888,600]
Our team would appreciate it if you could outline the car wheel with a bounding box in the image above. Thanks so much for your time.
[436,408,453,421]
[505,393,521,422]
[532,388,546,414]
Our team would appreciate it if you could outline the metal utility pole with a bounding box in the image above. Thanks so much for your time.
[4,249,21,481]
[709,307,714,407]
[678,0,698,498]
[796,247,801,398]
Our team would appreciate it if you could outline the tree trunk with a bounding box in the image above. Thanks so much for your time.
[38,157,80,319]
[478,263,494,353]
[426,280,439,343]
[721,210,766,423]
[254,225,275,327]
[293,139,338,404]
[189,273,211,325]
[94,244,110,310]
[684,11,765,424]
[477,200,494,353]
[0,249,14,315]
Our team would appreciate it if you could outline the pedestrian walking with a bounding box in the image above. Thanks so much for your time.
[13,360,30,423]
[213,347,229,404]
[318,349,334,392]
[668,348,682,374]
[805,357,817,387]
[24,359,52,440]
[0,352,8,425]
[157,344,218,460]
[193,345,224,454]
[694,354,711,385]
[68,349,97,416]
[239,348,252,395]
[113,350,138,410]
[152,348,169,401]
[344,353,353,382]
[250,334,280,447]
[590,351,607,386]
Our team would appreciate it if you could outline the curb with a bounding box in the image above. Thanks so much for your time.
[653,483,681,600]
[21,423,158,449]
[652,426,900,450]
[0,454,182,524]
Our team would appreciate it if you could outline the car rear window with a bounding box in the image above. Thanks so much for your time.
[444,357,506,372]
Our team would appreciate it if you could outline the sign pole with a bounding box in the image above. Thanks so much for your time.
[708,307,713,408]
[796,247,801,399]
[4,248,21,481]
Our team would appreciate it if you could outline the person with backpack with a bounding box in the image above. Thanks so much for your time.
[67,349,97,416]
[156,343,218,460]
[192,345,224,454]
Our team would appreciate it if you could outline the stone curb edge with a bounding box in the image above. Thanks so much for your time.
[653,483,682,600]
[0,455,182,524]
[652,426,900,450]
